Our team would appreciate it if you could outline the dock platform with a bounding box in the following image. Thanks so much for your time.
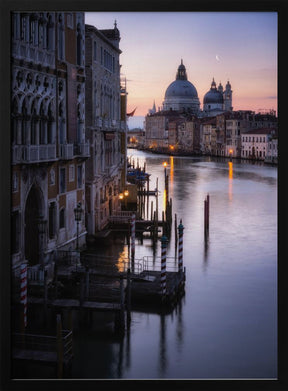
[129,270,185,309]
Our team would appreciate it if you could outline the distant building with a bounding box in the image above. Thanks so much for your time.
[11,12,89,278]
[241,128,278,160]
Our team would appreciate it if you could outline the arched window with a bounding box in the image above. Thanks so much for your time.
[21,100,28,145]
[11,98,18,144]
[48,202,56,239]
[59,102,65,144]
[59,208,65,229]
[77,104,81,144]
[58,14,65,60]
[46,14,54,50]
[76,23,82,66]
[47,103,54,144]
[39,102,46,144]
[31,101,37,145]
[38,15,44,47]
[20,13,26,41]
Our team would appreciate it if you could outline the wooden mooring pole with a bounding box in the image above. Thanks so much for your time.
[204,194,210,235]
[178,220,184,274]
[161,235,168,301]
[131,214,136,272]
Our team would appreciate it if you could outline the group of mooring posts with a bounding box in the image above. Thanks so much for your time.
[159,219,185,304]
[128,211,185,306]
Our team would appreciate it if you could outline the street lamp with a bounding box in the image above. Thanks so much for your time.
[38,215,47,268]
[74,202,83,251]
[229,149,233,161]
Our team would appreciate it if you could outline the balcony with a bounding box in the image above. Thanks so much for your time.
[73,142,90,158]
[59,144,74,160]
[12,41,55,68]
[12,144,57,164]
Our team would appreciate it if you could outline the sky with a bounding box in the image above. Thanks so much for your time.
[85,12,277,126]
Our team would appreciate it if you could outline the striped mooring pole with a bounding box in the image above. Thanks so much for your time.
[20,263,28,328]
[161,235,168,299]
[131,213,136,264]
[178,219,184,273]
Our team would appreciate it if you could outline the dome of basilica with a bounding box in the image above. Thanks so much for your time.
[163,60,200,114]
[165,79,198,99]
[203,78,224,104]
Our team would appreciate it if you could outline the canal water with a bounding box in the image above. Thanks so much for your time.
[71,149,277,380]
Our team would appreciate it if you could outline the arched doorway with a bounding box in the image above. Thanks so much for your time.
[24,186,42,266]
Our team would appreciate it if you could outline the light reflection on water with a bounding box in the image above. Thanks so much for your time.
[72,150,277,379]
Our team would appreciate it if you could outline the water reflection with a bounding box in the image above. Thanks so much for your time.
[72,151,277,379]
[116,246,129,272]
[228,161,233,201]
[159,314,167,376]
[170,156,174,197]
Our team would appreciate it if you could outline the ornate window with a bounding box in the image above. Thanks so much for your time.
[59,167,66,193]
[59,208,65,229]
[48,202,56,239]
[77,165,82,188]
[58,14,65,60]
[76,23,82,66]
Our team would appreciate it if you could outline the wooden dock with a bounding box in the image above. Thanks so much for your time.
[28,297,121,311]
[12,326,73,378]
[129,270,185,310]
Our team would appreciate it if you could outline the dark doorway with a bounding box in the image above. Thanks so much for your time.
[24,186,41,265]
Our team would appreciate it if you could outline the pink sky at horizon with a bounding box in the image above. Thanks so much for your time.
[85,12,277,117]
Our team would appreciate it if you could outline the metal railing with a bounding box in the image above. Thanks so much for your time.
[12,144,57,164]
[13,330,72,357]
[59,143,74,160]
[142,256,178,273]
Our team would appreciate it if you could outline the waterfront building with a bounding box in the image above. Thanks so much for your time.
[241,128,278,160]
[144,112,169,150]
[85,22,126,234]
[11,12,89,278]
[201,118,217,155]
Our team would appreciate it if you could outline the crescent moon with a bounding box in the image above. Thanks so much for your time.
[216,55,220,62]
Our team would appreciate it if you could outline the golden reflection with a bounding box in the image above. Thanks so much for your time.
[116,246,129,272]
[169,156,174,195]
[228,161,233,201]
[163,188,167,211]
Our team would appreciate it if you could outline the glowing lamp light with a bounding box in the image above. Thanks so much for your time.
[229,149,233,154]
[119,193,124,200]
[163,162,168,167]
[124,189,129,197]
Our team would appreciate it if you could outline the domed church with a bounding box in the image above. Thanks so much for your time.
[163,60,200,115]
[203,78,233,117]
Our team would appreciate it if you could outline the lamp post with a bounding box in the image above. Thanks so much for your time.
[38,215,47,268]
[74,202,83,251]
[124,189,129,210]
[119,190,129,210]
